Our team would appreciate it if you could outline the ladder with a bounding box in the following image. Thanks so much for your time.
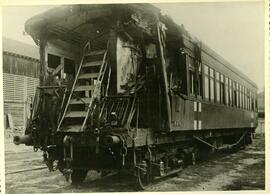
[57,41,108,132]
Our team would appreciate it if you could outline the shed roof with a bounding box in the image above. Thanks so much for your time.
[3,37,39,60]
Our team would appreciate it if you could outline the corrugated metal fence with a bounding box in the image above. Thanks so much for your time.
[3,73,39,128]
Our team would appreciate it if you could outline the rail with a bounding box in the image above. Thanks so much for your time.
[6,166,47,175]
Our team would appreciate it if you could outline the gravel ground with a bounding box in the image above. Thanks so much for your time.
[4,133,265,193]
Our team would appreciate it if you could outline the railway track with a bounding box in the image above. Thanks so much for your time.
[5,166,48,175]
[5,135,265,193]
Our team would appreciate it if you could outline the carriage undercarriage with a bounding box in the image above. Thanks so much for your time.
[39,127,253,189]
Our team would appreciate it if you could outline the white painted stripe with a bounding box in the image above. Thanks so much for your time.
[194,101,197,112]
[194,120,197,130]
[198,120,202,129]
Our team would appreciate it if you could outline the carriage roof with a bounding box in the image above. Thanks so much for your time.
[25,3,257,90]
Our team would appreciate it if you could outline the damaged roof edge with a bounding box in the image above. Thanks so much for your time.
[25,5,81,41]
[24,4,160,42]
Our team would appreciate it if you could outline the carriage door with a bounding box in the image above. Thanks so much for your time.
[169,51,188,131]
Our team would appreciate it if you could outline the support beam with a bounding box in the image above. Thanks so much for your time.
[39,39,47,85]
[155,21,171,131]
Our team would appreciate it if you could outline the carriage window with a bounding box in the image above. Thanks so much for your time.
[48,54,61,78]
[198,63,203,97]
[204,65,209,100]
[255,93,258,111]
[242,86,245,109]
[210,68,214,102]
[243,87,245,109]
[252,92,254,111]
[251,92,254,111]
[255,94,258,111]
[253,92,256,111]
[189,57,195,95]
[229,79,233,106]
[48,54,61,69]
[237,83,240,107]
[243,88,246,109]
[215,72,220,103]
[248,90,250,110]
[249,90,251,110]
[237,84,239,107]
[225,77,229,105]
[233,82,237,107]
[220,75,225,104]
[189,70,194,94]
[247,90,249,110]
[244,88,247,109]
[239,85,242,108]
[248,90,251,110]
[250,92,252,110]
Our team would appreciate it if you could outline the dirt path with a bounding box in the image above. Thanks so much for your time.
[5,134,265,193]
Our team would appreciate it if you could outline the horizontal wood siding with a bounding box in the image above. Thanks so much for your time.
[200,102,256,129]
[171,98,257,131]
[3,73,39,127]
[3,53,40,78]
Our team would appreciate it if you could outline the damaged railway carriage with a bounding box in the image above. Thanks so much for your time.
[14,4,258,189]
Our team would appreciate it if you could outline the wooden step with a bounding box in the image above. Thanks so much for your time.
[74,85,95,91]
[78,73,99,79]
[65,111,87,118]
[83,61,102,68]
[70,98,92,104]
[65,125,82,132]
[86,49,106,56]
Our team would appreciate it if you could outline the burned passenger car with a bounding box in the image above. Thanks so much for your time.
[14,4,258,189]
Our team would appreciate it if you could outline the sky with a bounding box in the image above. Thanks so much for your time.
[1,2,265,91]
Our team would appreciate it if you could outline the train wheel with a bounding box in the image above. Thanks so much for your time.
[136,162,151,190]
[71,169,88,185]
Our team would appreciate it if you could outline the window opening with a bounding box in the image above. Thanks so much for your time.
[210,68,214,102]
[204,65,209,100]
[216,71,220,103]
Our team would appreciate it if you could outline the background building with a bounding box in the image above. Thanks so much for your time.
[3,37,40,128]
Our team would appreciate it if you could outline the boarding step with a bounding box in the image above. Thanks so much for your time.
[86,49,106,56]
[74,85,95,92]
[65,125,82,132]
[70,98,91,104]
[83,61,102,68]
[78,73,99,79]
[65,111,87,118]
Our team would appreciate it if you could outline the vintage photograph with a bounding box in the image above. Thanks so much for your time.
[2,2,266,193]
